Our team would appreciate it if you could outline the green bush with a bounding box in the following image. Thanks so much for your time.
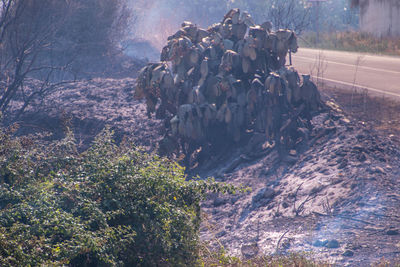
[0,127,237,266]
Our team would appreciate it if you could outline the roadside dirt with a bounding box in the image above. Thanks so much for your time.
[5,78,400,266]
[322,86,400,139]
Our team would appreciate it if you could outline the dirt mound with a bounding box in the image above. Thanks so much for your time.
[200,99,400,266]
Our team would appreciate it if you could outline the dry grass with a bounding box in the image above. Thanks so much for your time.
[299,31,400,56]
[322,86,400,139]
[200,249,400,266]
[199,248,333,267]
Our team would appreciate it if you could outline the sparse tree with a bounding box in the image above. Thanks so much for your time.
[266,0,312,34]
[57,0,132,76]
[0,0,132,119]
[0,0,73,116]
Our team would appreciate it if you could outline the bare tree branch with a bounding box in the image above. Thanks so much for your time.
[1,0,133,119]
[267,0,311,34]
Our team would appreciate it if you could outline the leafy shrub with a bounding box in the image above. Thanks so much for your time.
[0,127,237,266]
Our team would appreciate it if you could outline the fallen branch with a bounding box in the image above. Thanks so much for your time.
[224,147,273,174]
[275,229,290,254]
[312,211,376,226]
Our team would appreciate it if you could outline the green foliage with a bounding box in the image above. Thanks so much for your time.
[0,127,238,266]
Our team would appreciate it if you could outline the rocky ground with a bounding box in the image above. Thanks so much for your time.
[5,78,400,266]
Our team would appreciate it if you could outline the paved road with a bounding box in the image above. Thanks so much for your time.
[291,48,400,98]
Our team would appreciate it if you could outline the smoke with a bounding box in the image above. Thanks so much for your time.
[128,0,234,50]
[311,191,386,247]
[127,0,277,51]
[125,0,358,58]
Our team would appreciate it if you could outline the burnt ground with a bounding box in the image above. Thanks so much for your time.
[200,102,400,266]
[6,78,165,152]
[4,78,400,266]
[323,86,400,139]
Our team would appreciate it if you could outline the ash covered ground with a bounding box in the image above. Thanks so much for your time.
[6,78,400,266]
